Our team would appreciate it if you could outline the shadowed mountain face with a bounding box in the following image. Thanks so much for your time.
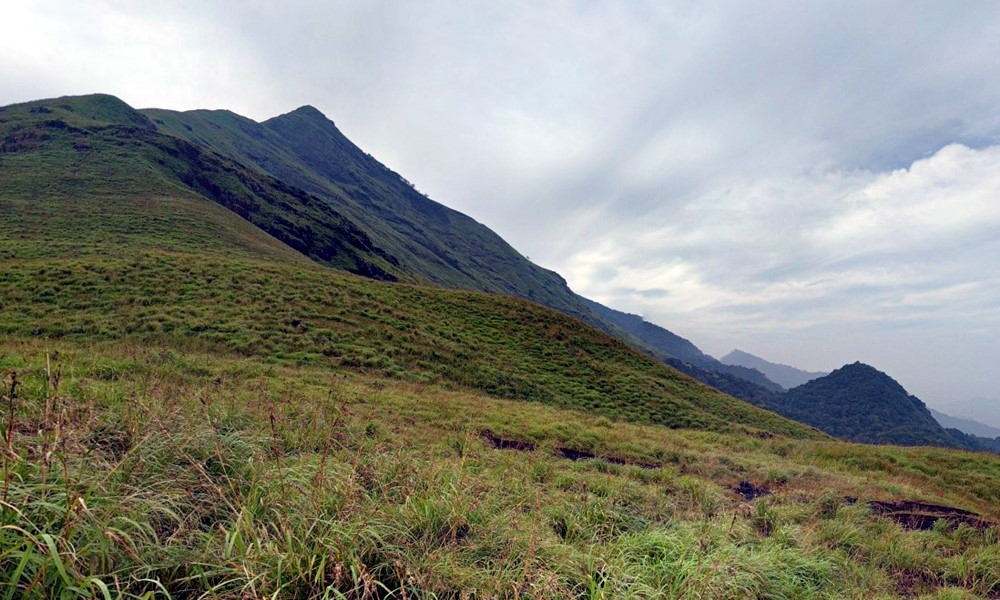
[720,349,828,390]
[144,104,598,320]
[0,95,405,280]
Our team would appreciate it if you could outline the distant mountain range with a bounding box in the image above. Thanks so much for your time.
[580,300,783,401]
[720,349,828,389]
[944,397,1000,430]
[929,408,1000,439]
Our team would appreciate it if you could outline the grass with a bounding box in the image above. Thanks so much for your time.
[0,339,997,598]
[0,190,820,439]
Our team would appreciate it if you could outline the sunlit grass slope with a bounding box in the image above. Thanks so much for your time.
[0,186,815,438]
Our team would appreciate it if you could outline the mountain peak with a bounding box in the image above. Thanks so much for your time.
[719,349,827,390]
[834,361,889,378]
[287,104,332,123]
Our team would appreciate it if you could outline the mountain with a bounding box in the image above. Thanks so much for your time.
[0,94,406,280]
[929,408,1000,439]
[762,362,958,447]
[928,409,1000,452]
[143,99,781,399]
[947,397,1000,430]
[0,93,819,439]
[720,349,828,390]
[143,102,603,323]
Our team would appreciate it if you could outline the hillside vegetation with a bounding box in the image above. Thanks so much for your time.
[0,195,813,437]
[1,340,998,598]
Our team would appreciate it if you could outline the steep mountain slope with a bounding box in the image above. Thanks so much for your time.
[1,93,820,404]
[144,104,600,321]
[720,349,828,390]
[145,101,778,397]
[763,363,956,446]
[0,97,820,439]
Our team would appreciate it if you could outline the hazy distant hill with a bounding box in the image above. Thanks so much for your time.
[929,408,1000,438]
[947,397,1000,430]
[720,349,828,390]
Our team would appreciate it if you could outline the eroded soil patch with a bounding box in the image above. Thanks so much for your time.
[733,480,772,500]
[867,500,994,531]
[481,431,536,452]
[479,431,660,468]
[555,446,661,469]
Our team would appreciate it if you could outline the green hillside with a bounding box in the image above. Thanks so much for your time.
[0,95,407,280]
[0,96,817,438]
[143,99,779,393]
[144,103,601,321]
[3,93,803,402]
[2,340,998,599]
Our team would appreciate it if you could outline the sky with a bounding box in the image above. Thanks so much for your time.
[3,1,1000,424]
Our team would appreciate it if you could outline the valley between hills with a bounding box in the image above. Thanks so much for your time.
[1,94,998,599]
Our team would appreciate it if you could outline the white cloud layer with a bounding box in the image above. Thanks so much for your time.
[3,0,1000,420]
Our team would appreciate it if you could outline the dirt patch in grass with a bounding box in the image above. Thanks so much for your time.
[479,431,661,469]
[554,446,661,469]
[890,567,937,599]
[867,499,995,531]
[481,431,536,452]
[733,480,772,500]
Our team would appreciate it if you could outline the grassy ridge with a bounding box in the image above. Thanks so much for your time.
[0,194,815,438]
[1,339,997,598]
[2,93,788,402]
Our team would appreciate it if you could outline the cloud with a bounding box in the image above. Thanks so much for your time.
[565,142,1000,404]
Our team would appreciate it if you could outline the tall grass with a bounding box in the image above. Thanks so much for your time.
[0,341,996,598]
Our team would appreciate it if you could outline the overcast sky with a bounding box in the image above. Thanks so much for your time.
[4,1,1000,424]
